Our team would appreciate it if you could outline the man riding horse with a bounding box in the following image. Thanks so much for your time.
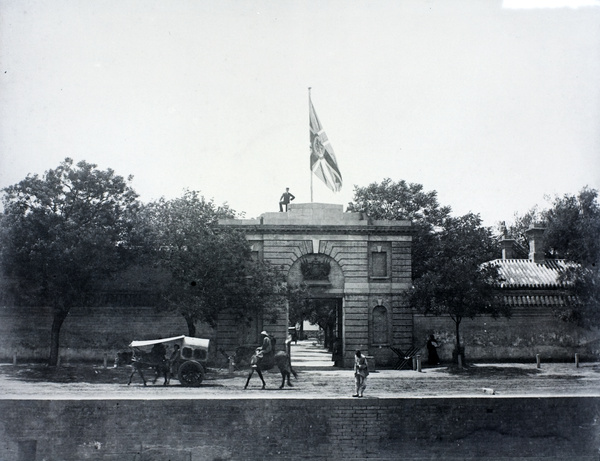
[245,330,296,389]
[253,331,274,369]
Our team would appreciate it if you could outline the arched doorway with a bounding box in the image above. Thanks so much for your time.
[287,253,345,362]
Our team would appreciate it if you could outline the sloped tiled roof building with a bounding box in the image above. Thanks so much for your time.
[413,224,598,362]
[489,225,578,311]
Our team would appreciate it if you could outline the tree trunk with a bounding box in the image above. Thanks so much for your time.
[184,315,196,337]
[49,308,70,366]
[453,317,464,365]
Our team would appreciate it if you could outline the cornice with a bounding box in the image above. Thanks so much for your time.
[218,224,415,236]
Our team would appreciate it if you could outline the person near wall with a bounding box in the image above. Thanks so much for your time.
[353,350,369,397]
[279,188,295,212]
[427,334,440,365]
[332,337,343,367]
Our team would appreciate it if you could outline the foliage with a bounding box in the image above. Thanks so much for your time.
[543,187,600,266]
[557,265,600,327]
[347,178,452,279]
[545,187,600,327]
[408,213,506,360]
[502,206,541,257]
[141,190,285,336]
[506,187,600,327]
[348,179,505,362]
[0,158,139,365]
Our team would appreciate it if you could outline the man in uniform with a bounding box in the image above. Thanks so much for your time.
[279,188,295,212]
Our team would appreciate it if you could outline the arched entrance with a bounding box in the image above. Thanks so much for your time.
[287,253,345,364]
[218,202,414,367]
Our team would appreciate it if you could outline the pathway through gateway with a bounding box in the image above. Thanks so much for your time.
[289,339,334,369]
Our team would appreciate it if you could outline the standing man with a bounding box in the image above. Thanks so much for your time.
[279,187,295,212]
[353,350,369,397]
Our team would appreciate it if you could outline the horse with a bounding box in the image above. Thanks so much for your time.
[244,339,297,390]
[115,349,171,386]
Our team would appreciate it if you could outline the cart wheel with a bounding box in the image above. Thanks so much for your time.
[178,361,204,387]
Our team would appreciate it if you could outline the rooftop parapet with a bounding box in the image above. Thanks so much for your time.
[219,202,411,228]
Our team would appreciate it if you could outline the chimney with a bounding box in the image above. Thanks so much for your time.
[525,225,545,263]
[500,237,516,260]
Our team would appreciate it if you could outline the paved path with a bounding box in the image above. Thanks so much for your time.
[290,339,335,369]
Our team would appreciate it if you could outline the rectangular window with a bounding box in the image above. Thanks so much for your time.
[372,252,388,277]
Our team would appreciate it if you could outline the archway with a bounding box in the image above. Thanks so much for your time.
[287,253,345,359]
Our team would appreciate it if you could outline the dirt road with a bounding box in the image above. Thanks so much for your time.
[1,340,598,400]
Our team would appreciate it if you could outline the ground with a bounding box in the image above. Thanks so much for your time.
[0,340,599,400]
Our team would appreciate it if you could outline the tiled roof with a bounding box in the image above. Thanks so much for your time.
[488,259,576,288]
[502,294,577,307]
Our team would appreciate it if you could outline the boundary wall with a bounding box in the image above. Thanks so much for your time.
[0,397,598,460]
[2,304,599,364]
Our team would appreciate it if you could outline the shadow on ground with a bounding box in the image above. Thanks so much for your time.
[1,364,232,385]
[445,365,543,378]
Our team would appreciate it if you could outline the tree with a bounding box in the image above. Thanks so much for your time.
[543,187,600,266]
[505,187,600,326]
[348,179,506,363]
[287,283,310,332]
[503,206,541,257]
[408,214,506,363]
[142,190,285,336]
[347,178,452,279]
[0,158,139,365]
[543,187,600,326]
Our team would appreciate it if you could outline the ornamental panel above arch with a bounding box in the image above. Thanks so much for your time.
[287,253,345,290]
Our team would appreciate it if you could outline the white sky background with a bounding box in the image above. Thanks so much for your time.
[1,0,599,226]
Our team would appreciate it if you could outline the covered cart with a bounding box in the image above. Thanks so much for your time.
[129,335,210,387]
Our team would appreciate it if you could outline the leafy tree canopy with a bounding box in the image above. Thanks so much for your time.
[408,213,505,359]
[545,187,600,326]
[141,190,285,336]
[505,187,600,266]
[506,187,600,327]
[543,187,600,266]
[348,179,505,362]
[347,178,452,279]
[0,158,139,364]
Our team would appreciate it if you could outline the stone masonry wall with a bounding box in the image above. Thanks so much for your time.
[0,397,598,460]
[414,308,600,363]
[0,305,212,364]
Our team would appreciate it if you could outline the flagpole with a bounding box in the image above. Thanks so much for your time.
[309,87,313,203]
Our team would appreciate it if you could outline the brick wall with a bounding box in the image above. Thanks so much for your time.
[0,397,598,460]
[414,308,600,362]
[3,303,599,366]
[0,305,206,363]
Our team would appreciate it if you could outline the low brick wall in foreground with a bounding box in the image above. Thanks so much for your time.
[1,397,598,460]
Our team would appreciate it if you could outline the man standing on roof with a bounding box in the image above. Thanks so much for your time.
[279,188,295,212]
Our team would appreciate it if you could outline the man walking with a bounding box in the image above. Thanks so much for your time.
[279,188,295,212]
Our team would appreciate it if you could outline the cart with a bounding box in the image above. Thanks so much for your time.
[129,335,210,387]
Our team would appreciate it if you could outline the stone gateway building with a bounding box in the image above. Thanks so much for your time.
[218,203,413,367]
[2,204,597,365]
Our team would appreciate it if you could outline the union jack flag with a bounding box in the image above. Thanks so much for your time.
[309,98,342,192]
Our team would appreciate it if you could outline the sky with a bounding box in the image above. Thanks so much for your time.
[1,0,599,227]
